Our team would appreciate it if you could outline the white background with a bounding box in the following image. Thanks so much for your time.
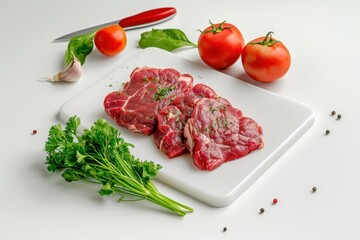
[1,0,359,239]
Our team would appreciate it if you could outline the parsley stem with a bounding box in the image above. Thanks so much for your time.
[45,116,193,216]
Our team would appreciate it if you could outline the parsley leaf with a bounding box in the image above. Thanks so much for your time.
[45,116,193,216]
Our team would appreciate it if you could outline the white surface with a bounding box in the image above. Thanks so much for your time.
[1,0,360,239]
[60,48,314,207]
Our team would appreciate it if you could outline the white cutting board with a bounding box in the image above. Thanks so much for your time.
[60,48,315,207]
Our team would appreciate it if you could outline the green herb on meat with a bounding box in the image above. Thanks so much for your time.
[45,116,193,216]
[142,77,158,84]
[139,29,197,51]
[142,77,150,84]
[154,86,175,101]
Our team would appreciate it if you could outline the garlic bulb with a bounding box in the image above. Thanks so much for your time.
[43,56,82,83]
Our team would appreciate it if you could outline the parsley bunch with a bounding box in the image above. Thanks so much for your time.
[45,116,193,216]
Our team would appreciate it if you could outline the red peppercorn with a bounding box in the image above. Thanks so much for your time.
[32,129,37,135]
[272,198,278,204]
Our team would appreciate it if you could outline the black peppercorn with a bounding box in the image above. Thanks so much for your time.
[331,110,336,116]
[337,114,342,120]
[312,186,317,193]
[325,129,330,135]
[259,208,265,214]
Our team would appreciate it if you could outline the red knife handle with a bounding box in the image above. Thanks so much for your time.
[119,7,177,29]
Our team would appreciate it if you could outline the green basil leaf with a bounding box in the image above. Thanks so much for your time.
[139,28,197,51]
[65,32,95,66]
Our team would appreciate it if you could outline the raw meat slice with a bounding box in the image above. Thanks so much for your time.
[171,83,218,117]
[154,84,218,158]
[104,67,193,135]
[184,97,264,171]
[154,106,187,158]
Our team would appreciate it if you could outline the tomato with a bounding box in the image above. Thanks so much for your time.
[198,21,245,70]
[241,32,291,83]
[94,25,127,57]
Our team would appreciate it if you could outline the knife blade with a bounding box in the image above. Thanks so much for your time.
[55,7,177,41]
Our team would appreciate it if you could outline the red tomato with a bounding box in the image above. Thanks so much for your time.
[198,21,245,70]
[94,25,127,57]
[241,32,291,83]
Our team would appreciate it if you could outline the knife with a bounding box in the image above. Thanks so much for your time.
[55,7,177,41]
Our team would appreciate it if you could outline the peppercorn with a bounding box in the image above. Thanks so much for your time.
[222,227,227,232]
[32,129,37,135]
[259,208,265,214]
[272,198,278,204]
[331,110,336,116]
[312,186,317,193]
[325,129,330,135]
[337,114,342,120]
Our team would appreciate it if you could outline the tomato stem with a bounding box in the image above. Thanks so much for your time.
[250,31,281,47]
[199,20,231,35]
